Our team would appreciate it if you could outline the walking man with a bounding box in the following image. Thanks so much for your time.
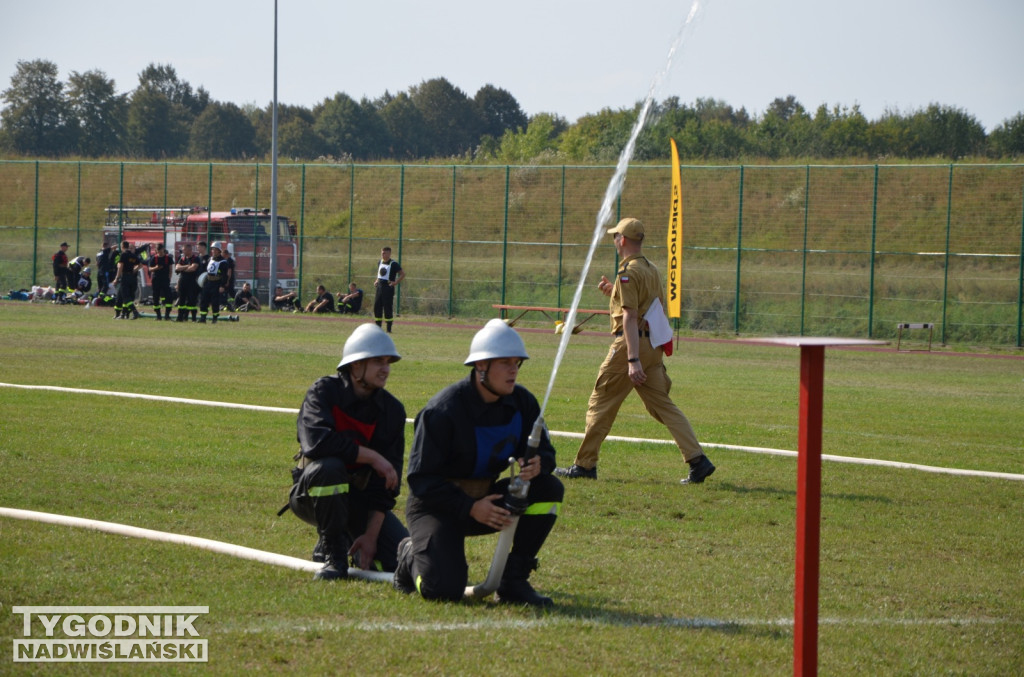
[555,218,715,485]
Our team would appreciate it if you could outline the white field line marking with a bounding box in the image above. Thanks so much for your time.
[0,507,392,584]
[351,615,1014,631]
[230,615,1012,635]
[3,382,1022,482]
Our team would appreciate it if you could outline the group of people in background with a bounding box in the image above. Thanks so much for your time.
[47,238,245,322]
[42,241,406,331]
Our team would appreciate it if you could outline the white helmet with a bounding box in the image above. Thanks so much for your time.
[210,241,224,252]
[338,324,401,369]
[464,319,529,365]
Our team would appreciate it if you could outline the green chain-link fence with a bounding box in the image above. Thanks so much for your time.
[1,160,1022,346]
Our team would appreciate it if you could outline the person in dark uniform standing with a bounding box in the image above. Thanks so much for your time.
[174,243,201,322]
[198,241,229,324]
[555,218,715,485]
[52,242,70,303]
[221,244,236,311]
[373,246,404,333]
[286,323,409,580]
[96,242,115,296]
[394,319,564,607]
[149,243,174,321]
[112,241,141,320]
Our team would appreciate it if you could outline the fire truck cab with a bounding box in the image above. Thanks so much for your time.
[103,206,299,304]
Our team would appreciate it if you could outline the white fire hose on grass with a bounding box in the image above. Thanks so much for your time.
[0,506,393,584]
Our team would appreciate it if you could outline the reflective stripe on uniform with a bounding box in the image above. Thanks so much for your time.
[307,483,349,497]
[524,501,560,516]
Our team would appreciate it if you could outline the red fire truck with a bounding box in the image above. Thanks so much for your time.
[103,206,299,303]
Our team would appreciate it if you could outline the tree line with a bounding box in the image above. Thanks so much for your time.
[2,58,1023,163]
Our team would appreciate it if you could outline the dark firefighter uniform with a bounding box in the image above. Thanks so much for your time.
[288,372,408,572]
[149,247,174,320]
[51,247,69,300]
[199,255,229,323]
[115,245,141,319]
[175,250,201,322]
[404,373,563,602]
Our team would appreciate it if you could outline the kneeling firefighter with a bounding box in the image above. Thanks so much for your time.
[395,319,564,606]
[284,323,409,580]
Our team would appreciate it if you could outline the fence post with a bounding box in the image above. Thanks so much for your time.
[942,164,954,346]
[299,163,307,298]
[32,161,39,286]
[163,162,169,225]
[1017,173,1024,348]
[347,164,355,285]
[734,165,745,334]
[397,164,405,314]
[448,165,456,317]
[254,162,260,213]
[868,165,879,338]
[118,162,125,241]
[558,165,567,309]
[500,165,510,305]
[206,164,213,244]
[800,165,810,336]
[75,161,82,253]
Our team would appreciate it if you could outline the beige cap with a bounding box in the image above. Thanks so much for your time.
[607,217,645,241]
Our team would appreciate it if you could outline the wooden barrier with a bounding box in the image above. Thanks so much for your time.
[896,323,934,351]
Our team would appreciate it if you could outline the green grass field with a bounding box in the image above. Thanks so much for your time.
[1,302,1022,675]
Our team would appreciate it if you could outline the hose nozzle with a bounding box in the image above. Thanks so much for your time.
[527,416,545,451]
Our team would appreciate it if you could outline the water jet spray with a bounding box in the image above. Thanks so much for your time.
[466,0,704,599]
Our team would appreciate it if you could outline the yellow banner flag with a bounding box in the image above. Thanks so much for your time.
[666,138,683,318]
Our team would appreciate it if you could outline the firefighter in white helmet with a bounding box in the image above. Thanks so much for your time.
[395,319,564,606]
[285,324,409,581]
[198,242,228,323]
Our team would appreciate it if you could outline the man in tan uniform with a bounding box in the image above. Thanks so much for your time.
[555,217,716,485]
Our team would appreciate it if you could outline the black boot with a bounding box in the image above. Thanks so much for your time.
[393,537,415,594]
[313,534,351,581]
[496,555,552,607]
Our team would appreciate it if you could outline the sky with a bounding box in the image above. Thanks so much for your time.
[1,0,1021,132]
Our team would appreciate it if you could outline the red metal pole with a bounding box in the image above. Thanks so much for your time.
[795,345,825,677]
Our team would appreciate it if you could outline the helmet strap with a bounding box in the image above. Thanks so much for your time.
[341,363,376,396]
[475,362,503,399]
